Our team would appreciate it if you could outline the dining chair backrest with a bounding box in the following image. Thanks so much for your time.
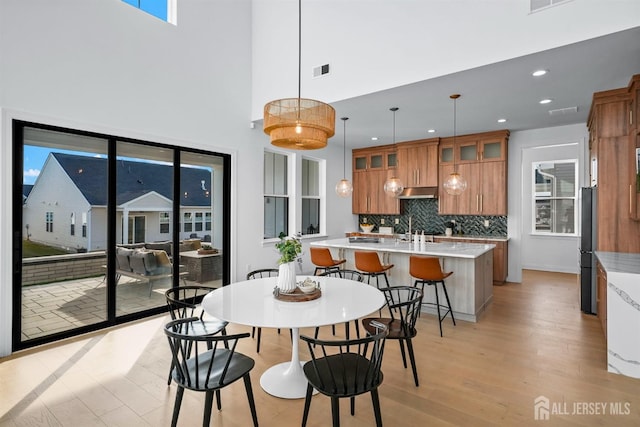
[164,317,253,391]
[300,321,388,397]
[380,286,422,338]
[319,269,364,282]
[165,285,215,321]
[246,268,279,280]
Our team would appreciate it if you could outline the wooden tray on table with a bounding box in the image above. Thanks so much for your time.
[274,287,321,302]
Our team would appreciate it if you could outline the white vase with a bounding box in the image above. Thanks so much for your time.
[277,261,297,293]
[445,227,453,237]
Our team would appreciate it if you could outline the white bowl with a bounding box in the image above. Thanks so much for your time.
[360,224,374,233]
[298,284,317,294]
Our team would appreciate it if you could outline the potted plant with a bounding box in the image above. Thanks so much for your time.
[274,232,302,293]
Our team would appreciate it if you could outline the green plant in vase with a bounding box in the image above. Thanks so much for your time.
[275,232,302,264]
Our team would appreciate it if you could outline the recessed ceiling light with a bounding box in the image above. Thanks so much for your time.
[497,118,507,123]
[532,69,548,77]
[427,129,436,133]
[371,137,378,141]
[539,99,553,104]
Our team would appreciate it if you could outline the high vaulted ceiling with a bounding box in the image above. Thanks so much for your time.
[328,26,640,149]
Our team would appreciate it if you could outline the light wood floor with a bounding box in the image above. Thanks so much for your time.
[1,270,639,426]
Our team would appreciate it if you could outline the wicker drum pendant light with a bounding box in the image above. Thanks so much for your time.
[443,94,468,195]
[335,117,353,197]
[383,107,405,197]
[263,0,335,150]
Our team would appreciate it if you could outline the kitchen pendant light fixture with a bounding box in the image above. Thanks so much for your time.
[335,117,353,197]
[443,94,468,196]
[383,107,405,197]
[263,0,335,150]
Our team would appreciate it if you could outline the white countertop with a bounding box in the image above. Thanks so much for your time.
[435,235,509,242]
[312,238,495,259]
[595,252,640,275]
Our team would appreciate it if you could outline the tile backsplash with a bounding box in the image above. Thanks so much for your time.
[358,199,507,237]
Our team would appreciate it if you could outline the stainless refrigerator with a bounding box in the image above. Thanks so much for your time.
[579,187,597,314]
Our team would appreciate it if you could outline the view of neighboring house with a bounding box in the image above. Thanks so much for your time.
[23,152,213,252]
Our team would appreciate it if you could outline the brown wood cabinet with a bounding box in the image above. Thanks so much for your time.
[438,130,509,215]
[627,75,640,220]
[434,237,508,284]
[396,139,438,187]
[588,74,640,253]
[596,259,607,338]
[352,145,400,215]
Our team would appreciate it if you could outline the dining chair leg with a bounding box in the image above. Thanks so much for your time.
[256,327,262,353]
[215,389,222,410]
[398,339,408,368]
[331,397,340,427]
[243,374,259,427]
[171,386,184,427]
[301,383,314,427]
[203,390,214,427]
[371,388,383,427]
[406,338,419,387]
[350,396,356,415]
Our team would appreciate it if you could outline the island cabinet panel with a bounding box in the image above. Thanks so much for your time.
[437,130,509,215]
[435,237,507,284]
[396,139,438,187]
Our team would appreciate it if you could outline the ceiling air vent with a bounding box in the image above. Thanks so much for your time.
[530,0,572,13]
[313,64,330,78]
[548,106,578,116]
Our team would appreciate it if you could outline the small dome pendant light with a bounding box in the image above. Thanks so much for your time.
[383,107,405,197]
[335,117,353,197]
[443,94,468,196]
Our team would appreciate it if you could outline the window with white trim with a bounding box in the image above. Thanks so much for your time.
[70,212,75,236]
[159,212,170,234]
[205,212,212,231]
[45,211,53,233]
[264,151,289,239]
[532,160,577,234]
[301,158,320,235]
[82,212,87,237]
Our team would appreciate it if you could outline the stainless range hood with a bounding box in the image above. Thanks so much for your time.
[397,187,438,199]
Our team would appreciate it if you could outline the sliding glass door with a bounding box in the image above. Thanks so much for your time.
[13,120,230,350]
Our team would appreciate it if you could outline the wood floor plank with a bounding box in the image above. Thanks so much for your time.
[1,270,639,426]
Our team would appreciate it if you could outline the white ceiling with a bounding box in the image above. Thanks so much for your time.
[328,26,640,149]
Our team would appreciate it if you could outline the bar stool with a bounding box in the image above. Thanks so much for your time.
[310,247,346,275]
[354,251,394,289]
[409,255,456,337]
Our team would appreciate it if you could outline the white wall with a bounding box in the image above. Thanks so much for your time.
[0,0,354,356]
[251,0,640,119]
[507,123,589,282]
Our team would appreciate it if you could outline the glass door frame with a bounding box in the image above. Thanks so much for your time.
[12,119,231,351]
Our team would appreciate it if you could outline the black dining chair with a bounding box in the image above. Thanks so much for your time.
[361,286,422,387]
[246,268,281,353]
[165,286,228,385]
[300,321,388,427]
[315,270,364,339]
[164,317,258,427]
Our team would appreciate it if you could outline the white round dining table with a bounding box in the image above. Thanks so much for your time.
[201,275,385,399]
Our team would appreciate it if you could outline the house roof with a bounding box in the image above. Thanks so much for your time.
[53,153,213,206]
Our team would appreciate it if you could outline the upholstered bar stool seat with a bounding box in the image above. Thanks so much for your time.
[409,255,456,337]
[354,251,393,289]
[310,247,346,276]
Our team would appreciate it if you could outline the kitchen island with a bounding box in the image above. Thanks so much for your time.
[311,238,494,322]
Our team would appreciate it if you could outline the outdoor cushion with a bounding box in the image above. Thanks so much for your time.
[130,250,157,275]
[116,247,134,272]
